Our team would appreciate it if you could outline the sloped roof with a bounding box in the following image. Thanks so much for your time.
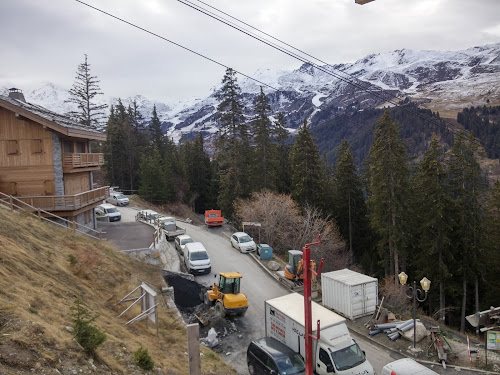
[0,94,106,141]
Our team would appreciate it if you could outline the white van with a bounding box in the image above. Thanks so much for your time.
[184,242,211,275]
[381,358,439,375]
[96,203,121,222]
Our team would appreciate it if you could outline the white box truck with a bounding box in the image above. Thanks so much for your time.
[321,269,378,320]
[265,293,374,375]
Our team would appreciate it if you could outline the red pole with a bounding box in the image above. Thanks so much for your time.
[303,235,322,375]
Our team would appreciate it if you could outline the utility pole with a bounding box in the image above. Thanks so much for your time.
[303,235,324,375]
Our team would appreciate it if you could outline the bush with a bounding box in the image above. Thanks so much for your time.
[134,347,155,371]
[71,299,106,354]
[67,254,77,265]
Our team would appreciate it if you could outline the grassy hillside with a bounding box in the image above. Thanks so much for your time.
[0,208,235,375]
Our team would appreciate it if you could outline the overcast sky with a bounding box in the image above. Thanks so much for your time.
[1,0,499,104]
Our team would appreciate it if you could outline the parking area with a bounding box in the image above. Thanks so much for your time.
[97,206,155,251]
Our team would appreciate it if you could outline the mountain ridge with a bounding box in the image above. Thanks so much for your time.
[2,43,499,142]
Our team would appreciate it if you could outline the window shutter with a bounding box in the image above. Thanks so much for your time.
[7,140,19,155]
[31,139,43,154]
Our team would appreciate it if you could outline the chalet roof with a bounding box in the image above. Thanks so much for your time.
[0,94,106,141]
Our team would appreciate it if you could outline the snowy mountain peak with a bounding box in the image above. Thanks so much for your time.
[3,43,499,144]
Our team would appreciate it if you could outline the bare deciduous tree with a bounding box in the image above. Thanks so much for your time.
[234,190,350,271]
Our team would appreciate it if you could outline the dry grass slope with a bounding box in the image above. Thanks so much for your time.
[0,208,235,375]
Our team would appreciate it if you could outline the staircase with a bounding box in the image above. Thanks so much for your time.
[0,192,104,241]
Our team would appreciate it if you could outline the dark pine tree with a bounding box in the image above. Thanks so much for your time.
[366,111,410,283]
[273,112,291,194]
[251,87,275,191]
[214,68,251,217]
[411,134,453,325]
[290,119,326,209]
[330,140,371,270]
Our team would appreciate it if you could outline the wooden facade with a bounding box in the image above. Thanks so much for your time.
[0,92,107,227]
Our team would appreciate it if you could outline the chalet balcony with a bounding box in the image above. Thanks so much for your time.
[14,186,109,212]
[63,153,104,173]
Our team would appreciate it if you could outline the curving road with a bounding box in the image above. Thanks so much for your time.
[103,206,479,375]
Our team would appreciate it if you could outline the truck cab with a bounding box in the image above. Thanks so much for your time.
[205,209,224,227]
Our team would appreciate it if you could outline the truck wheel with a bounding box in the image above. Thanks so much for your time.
[248,363,255,375]
[215,302,226,318]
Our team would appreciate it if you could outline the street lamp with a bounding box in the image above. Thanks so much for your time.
[398,272,431,350]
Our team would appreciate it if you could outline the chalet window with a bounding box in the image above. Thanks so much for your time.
[76,142,86,154]
[63,141,73,153]
[7,140,19,155]
[31,139,43,154]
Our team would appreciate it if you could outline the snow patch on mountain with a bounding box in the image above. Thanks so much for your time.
[4,43,499,143]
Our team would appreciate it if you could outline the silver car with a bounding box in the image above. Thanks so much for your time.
[231,232,257,253]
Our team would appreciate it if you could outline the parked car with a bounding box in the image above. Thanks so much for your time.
[231,232,257,253]
[381,358,438,375]
[247,337,305,375]
[175,234,194,252]
[107,192,130,206]
[184,242,211,275]
[95,203,121,222]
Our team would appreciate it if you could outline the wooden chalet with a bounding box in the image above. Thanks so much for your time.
[0,88,108,229]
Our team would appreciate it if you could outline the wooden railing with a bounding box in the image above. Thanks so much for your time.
[0,192,104,241]
[63,153,104,170]
[14,186,109,211]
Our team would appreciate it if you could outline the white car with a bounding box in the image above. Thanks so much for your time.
[95,203,121,222]
[175,234,194,252]
[107,193,129,206]
[231,232,257,253]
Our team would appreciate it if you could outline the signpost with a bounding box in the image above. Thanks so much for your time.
[242,222,262,243]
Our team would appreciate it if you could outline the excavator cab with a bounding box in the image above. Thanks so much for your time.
[284,250,317,282]
[203,272,248,318]
[285,250,304,280]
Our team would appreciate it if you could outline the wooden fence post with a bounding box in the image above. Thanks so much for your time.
[187,323,201,375]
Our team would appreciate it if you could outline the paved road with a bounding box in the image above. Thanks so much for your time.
[101,208,486,375]
[172,223,290,373]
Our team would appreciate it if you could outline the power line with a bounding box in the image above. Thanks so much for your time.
[179,0,494,155]
[74,0,280,92]
[73,0,494,155]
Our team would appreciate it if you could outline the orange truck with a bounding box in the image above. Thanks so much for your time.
[205,210,224,227]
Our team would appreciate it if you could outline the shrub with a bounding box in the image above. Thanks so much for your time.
[68,254,77,265]
[70,299,106,354]
[134,347,155,371]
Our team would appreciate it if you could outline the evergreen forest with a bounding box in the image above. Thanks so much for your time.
[83,66,499,334]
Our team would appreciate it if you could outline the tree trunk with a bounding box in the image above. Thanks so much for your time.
[439,242,445,325]
[348,192,353,254]
[475,275,479,335]
[460,274,467,333]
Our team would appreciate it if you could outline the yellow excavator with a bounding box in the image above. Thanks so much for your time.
[284,250,317,282]
[202,272,248,318]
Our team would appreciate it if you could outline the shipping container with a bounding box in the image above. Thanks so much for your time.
[321,269,378,320]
